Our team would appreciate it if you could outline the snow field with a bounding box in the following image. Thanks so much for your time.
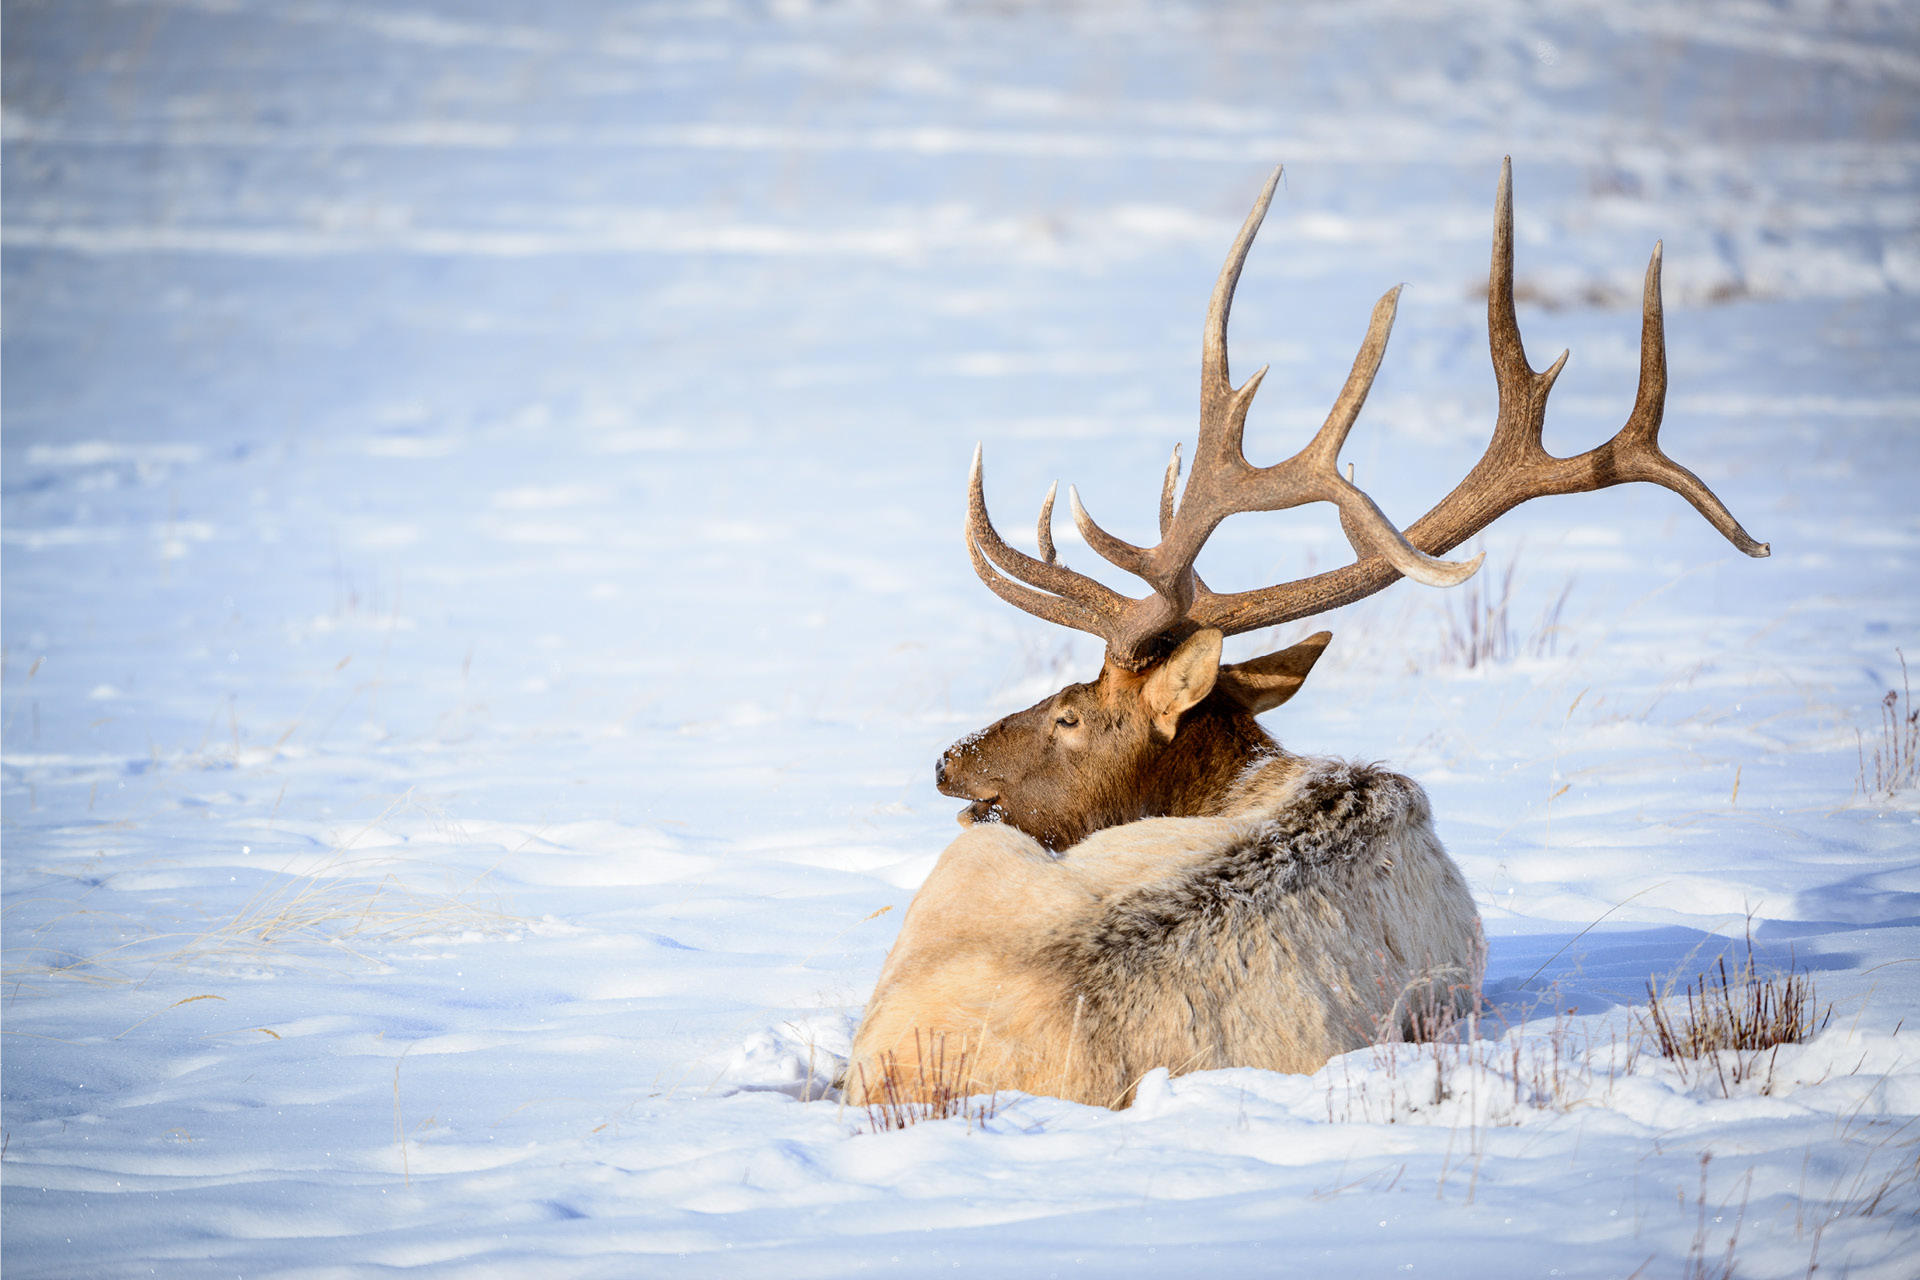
[5,1,1919,1276]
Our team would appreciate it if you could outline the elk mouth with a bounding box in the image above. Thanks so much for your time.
[936,768,1002,828]
[956,796,1004,828]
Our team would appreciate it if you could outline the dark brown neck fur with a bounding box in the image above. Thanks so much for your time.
[1132,694,1282,820]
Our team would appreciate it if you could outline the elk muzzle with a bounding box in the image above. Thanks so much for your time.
[936,731,1005,829]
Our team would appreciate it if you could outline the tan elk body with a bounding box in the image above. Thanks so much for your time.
[847,161,1767,1109]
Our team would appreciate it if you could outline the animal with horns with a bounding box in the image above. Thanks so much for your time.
[846,160,1768,1110]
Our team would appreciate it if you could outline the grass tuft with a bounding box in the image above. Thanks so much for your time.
[1433,555,1572,670]
[1857,648,1917,799]
[1643,933,1830,1096]
[855,1031,998,1134]
[1331,987,1613,1131]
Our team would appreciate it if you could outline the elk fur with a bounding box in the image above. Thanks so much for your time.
[846,754,1483,1109]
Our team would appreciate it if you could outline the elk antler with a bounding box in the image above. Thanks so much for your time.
[966,160,1768,671]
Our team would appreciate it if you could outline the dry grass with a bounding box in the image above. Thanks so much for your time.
[1324,974,1641,1206]
[854,1031,998,1134]
[1332,990,1628,1131]
[1643,933,1830,1096]
[1325,930,1842,1134]
[1683,1153,1749,1280]
[184,866,514,968]
[1433,556,1572,670]
[3,794,518,994]
[5,872,516,995]
[1857,649,1917,799]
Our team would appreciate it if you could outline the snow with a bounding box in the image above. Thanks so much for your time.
[4,0,1917,1276]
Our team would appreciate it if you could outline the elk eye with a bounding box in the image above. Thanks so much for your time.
[1054,711,1079,728]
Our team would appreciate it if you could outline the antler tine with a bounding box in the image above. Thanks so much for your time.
[1203,166,1284,419]
[965,445,1129,640]
[1065,167,1286,597]
[1303,285,1402,471]
[1488,157,1532,421]
[1066,167,1287,608]
[1037,481,1059,564]
[1066,483,1155,583]
[1159,444,1182,538]
[1598,244,1770,556]
[1486,154,1570,456]
[965,534,1107,636]
[1285,285,1484,588]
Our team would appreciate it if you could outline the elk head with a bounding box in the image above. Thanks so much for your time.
[938,160,1768,850]
[937,627,1331,850]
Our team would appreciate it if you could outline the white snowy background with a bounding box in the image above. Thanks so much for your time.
[4,1,1918,1276]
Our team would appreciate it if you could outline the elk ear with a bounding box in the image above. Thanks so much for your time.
[1143,628,1223,740]
[1217,630,1332,715]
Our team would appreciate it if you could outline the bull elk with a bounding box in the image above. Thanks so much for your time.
[847,160,1767,1110]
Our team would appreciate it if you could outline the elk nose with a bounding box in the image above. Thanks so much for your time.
[934,755,948,787]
